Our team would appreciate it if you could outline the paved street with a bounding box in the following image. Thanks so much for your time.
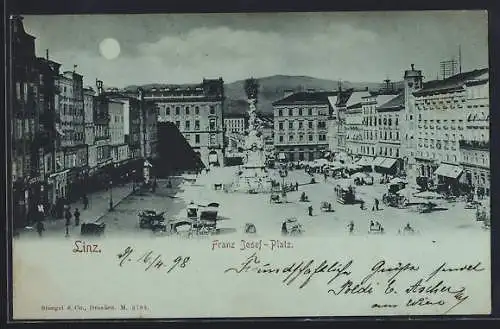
[17,167,488,240]
[19,182,136,238]
[22,166,484,240]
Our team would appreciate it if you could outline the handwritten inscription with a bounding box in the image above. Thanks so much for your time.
[117,246,190,273]
[224,253,486,314]
[212,239,293,251]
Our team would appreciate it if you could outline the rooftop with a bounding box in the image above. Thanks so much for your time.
[414,68,489,96]
[377,93,405,111]
[272,91,339,106]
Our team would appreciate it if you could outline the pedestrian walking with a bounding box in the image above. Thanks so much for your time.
[308,205,313,216]
[324,172,327,182]
[295,182,299,191]
[348,220,354,234]
[74,208,80,226]
[360,200,365,210]
[36,220,45,237]
[375,198,380,211]
[64,209,72,236]
[83,194,89,210]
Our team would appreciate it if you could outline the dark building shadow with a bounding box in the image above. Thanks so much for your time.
[156,122,206,178]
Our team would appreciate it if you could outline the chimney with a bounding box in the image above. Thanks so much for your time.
[46,49,49,60]
[284,89,294,98]
[411,64,415,71]
[96,79,103,95]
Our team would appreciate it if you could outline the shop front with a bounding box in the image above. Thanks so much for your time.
[433,163,463,195]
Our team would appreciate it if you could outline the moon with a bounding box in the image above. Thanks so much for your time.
[99,38,121,60]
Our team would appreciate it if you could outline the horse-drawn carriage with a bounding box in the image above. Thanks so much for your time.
[186,202,220,235]
[320,201,334,212]
[417,202,437,214]
[138,210,167,232]
[382,192,404,208]
[270,192,287,204]
[335,183,356,204]
[81,222,106,236]
[281,218,304,236]
[368,221,384,234]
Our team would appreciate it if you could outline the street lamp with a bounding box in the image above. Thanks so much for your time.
[109,180,114,211]
[132,170,136,192]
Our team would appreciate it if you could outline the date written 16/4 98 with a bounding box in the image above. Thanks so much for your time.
[117,246,191,273]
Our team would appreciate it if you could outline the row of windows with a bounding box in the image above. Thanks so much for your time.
[417,151,458,163]
[418,139,457,150]
[61,131,85,142]
[184,133,218,145]
[362,116,399,126]
[462,152,488,165]
[174,119,217,131]
[162,105,216,116]
[276,108,327,117]
[277,134,326,143]
[277,121,326,130]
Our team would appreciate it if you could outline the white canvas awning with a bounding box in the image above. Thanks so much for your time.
[372,157,386,166]
[434,163,463,179]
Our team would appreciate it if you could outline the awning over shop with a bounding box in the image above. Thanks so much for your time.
[379,157,398,169]
[356,157,373,166]
[434,163,463,179]
[372,157,386,166]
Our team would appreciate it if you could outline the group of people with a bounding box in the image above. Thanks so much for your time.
[34,195,87,237]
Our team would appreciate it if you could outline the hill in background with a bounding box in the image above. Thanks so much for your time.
[125,75,402,115]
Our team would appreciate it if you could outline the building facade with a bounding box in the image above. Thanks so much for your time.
[149,78,225,167]
[375,93,404,172]
[108,99,129,169]
[412,68,488,191]
[273,91,334,161]
[93,80,113,187]
[55,70,87,201]
[83,87,97,174]
[10,16,62,226]
[224,113,246,134]
[459,76,490,196]
[344,103,364,156]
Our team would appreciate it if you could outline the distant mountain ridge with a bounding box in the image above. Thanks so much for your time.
[124,75,401,115]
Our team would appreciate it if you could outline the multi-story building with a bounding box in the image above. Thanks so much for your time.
[344,102,364,156]
[92,80,113,187]
[374,93,404,173]
[359,93,399,159]
[83,87,97,175]
[104,93,144,179]
[412,68,488,192]
[257,112,274,151]
[224,113,247,134]
[149,78,225,167]
[326,88,359,159]
[402,64,424,183]
[55,70,87,201]
[108,99,129,173]
[143,99,159,162]
[272,91,334,161]
[459,75,490,196]
[10,15,61,226]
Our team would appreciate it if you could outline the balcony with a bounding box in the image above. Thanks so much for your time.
[459,140,489,150]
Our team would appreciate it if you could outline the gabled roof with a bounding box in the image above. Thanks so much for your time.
[345,91,371,108]
[414,68,489,96]
[377,93,404,112]
[272,91,338,106]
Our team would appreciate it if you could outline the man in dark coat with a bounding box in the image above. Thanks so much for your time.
[74,208,81,226]
[64,209,72,236]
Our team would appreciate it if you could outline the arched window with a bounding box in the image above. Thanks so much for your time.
[388,118,392,126]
